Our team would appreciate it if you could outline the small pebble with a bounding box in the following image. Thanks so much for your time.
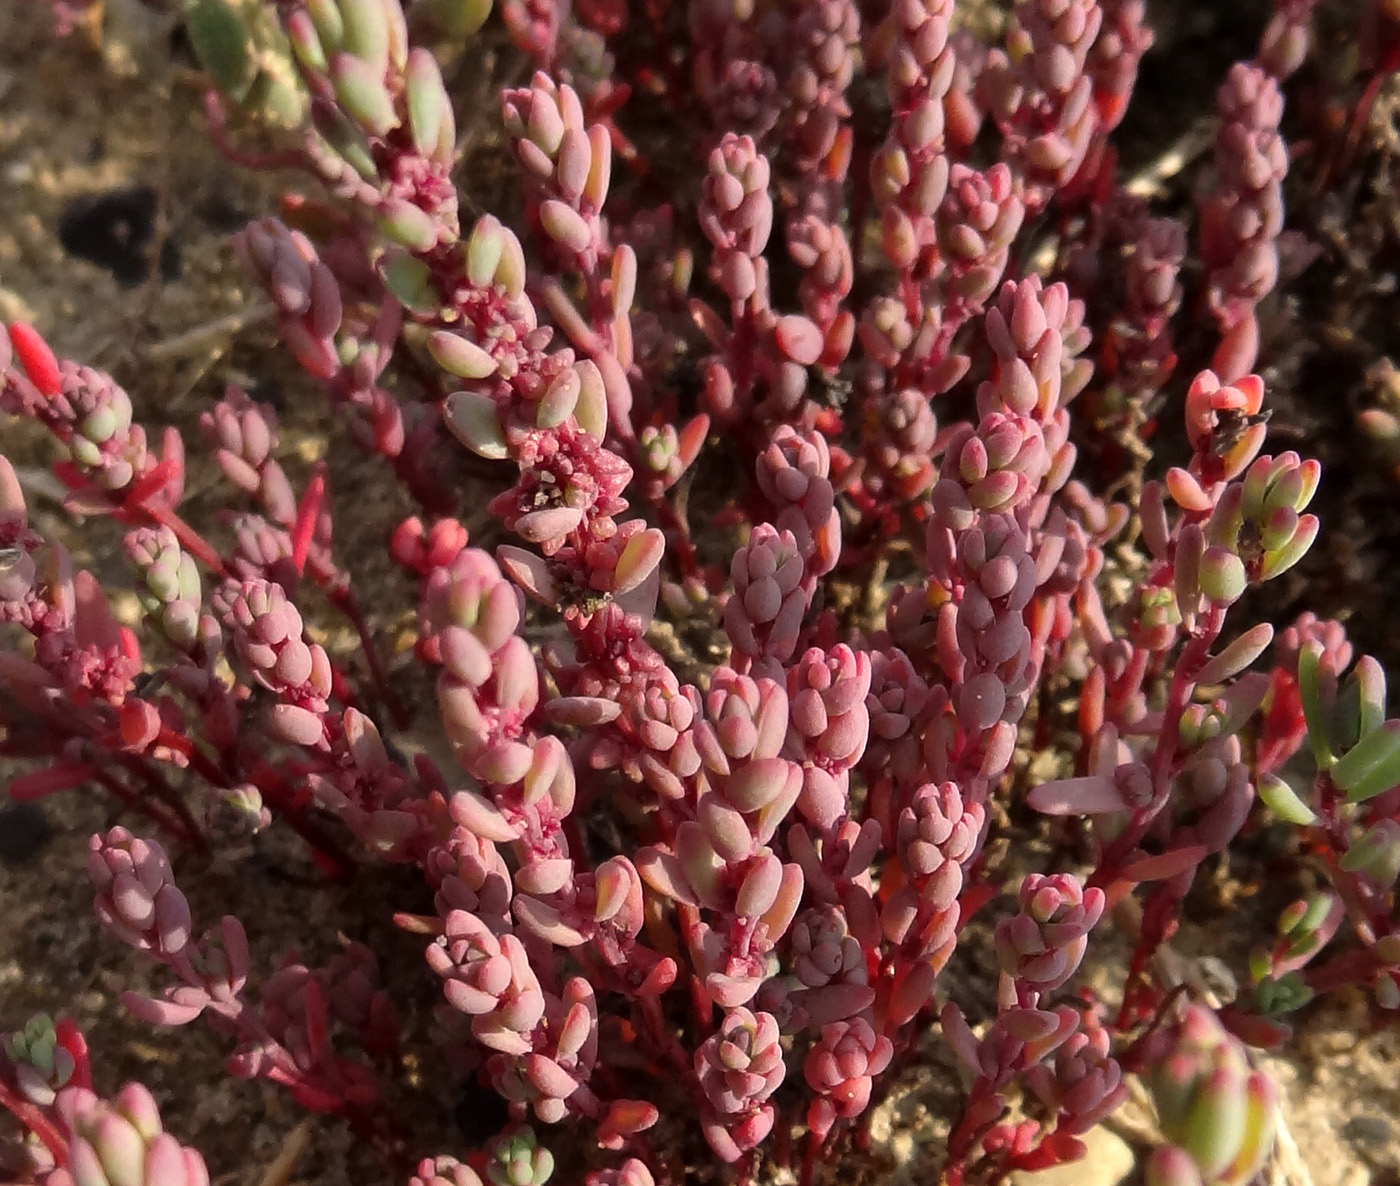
[0,800,54,865]
[58,185,180,287]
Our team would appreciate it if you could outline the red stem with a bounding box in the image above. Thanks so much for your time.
[1302,946,1382,996]
[0,1080,68,1163]
[291,469,326,578]
[132,496,229,576]
[201,91,306,172]
[328,587,408,729]
[157,727,235,789]
[115,754,209,853]
[1092,605,1225,886]
[154,726,353,873]
[1324,28,1400,192]
[647,486,701,581]
[90,767,195,847]
[637,995,692,1077]
[246,759,356,879]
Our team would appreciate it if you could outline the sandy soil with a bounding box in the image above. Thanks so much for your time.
[3,1,1400,1185]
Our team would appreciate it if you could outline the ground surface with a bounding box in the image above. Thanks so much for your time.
[2,2,1400,1185]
